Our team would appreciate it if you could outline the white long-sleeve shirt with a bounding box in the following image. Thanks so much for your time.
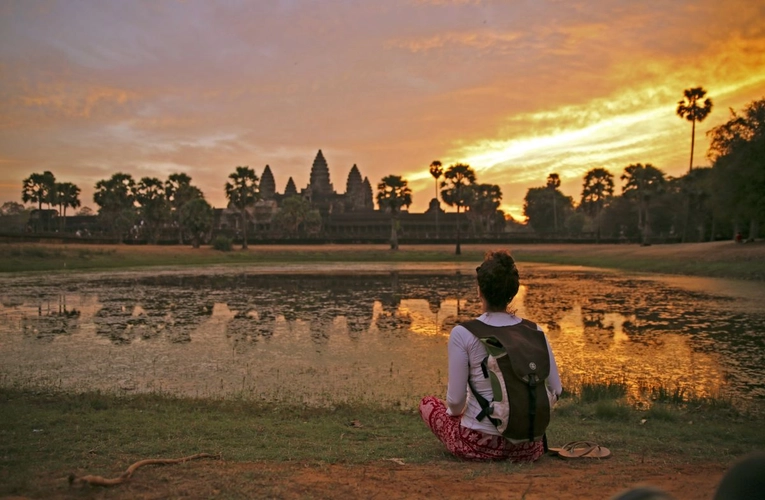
[446,312,562,435]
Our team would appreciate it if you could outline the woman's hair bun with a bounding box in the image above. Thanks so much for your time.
[477,249,519,310]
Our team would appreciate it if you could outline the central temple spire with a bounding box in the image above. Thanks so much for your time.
[309,149,334,194]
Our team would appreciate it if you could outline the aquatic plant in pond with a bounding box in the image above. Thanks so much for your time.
[0,264,764,411]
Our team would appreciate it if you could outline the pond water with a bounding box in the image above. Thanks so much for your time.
[1,263,764,410]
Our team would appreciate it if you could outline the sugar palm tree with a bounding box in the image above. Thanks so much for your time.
[22,171,56,232]
[376,175,413,250]
[677,87,713,172]
[53,182,81,231]
[429,160,443,239]
[224,166,260,249]
[441,163,476,255]
[546,173,561,231]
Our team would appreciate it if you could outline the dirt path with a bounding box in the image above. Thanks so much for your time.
[20,454,729,500]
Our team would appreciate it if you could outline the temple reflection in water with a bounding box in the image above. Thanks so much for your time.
[1,266,763,408]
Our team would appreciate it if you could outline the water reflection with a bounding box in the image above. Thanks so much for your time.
[1,265,763,408]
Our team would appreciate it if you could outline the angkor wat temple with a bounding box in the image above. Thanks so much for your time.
[256,149,375,215]
[4,150,509,244]
[216,149,492,242]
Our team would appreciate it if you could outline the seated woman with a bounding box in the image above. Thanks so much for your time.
[419,249,562,461]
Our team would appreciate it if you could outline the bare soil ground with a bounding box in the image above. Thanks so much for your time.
[8,455,728,500]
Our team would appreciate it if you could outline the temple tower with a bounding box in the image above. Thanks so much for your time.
[284,177,298,197]
[309,150,334,195]
[362,177,374,210]
[260,165,276,200]
[346,164,363,194]
[345,164,365,211]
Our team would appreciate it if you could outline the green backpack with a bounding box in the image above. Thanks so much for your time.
[460,319,551,443]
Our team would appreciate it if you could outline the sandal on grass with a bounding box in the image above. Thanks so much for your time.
[549,441,612,459]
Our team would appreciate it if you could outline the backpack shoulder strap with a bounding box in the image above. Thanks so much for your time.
[519,318,538,331]
[460,319,498,339]
[460,318,541,337]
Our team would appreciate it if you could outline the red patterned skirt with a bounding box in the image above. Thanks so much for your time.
[419,396,544,461]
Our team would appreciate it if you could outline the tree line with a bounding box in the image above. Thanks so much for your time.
[9,91,763,251]
[522,93,763,245]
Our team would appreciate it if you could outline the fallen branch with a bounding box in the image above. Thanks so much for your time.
[69,452,221,487]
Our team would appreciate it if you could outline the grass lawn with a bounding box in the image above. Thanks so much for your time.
[1,240,764,280]
[1,386,763,498]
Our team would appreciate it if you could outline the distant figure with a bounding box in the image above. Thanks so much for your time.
[735,232,743,243]
[419,249,562,461]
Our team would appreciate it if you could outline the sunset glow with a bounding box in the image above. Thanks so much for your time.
[1,0,764,220]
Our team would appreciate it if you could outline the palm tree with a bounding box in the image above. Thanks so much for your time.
[546,173,561,231]
[429,160,443,239]
[441,163,477,255]
[621,163,666,245]
[429,161,443,200]
[376,175,413,250]
[53,182,81,231]
[21,171,56,232]
[224,166,260,249]
[580,168,614,241]
[677,87,713,172]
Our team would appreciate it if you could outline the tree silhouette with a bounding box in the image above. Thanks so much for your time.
[21,171,56,232]
[429,160,444,239]
[708,98,765,240]
[376,175,412,250]
[523,186,573,233]
[93,173,137,241]
[224,166,260,249]
[135,177,170,244]
[179,197,213,248]
[677,87,713,172]
[53,182,81,231]
[429,160,443,201]
[546,173,561,231]
[441,163,476,255]
[272,195,322,237]
[466,183,503,235]
[165,173,203,244]
[1,201,25,216]
[580,168,614,241]
[621,163,666,245]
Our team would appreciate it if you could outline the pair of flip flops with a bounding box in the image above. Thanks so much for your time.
[549,441,612,459]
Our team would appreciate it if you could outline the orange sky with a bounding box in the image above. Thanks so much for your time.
[1,0,764,220]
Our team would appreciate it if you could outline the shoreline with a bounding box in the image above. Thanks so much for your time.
[1,240,764,280]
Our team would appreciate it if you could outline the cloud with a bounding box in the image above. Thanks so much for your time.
[1,0,764,220]
[387,30,523,53]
